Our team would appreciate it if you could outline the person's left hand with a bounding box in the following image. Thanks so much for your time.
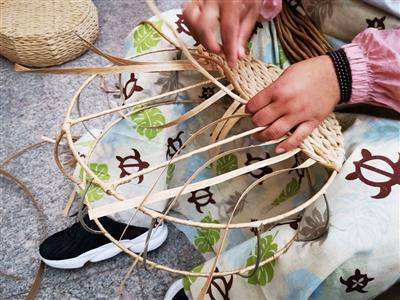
[183,0,263,68]
[246,55,340,153]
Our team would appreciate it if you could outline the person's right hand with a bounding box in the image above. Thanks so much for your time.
[183,0,263,68]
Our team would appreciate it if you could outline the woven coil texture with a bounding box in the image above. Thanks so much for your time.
[199,48,344,171]
[0,0,99,67]
[232,57,344,171]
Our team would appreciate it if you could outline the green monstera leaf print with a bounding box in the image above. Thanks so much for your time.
[271,177,300,207]
[89,163,111,181]
[79,163,111,182]
[131,107,166,140]
[216,154,238,175]
[133,20,163,53]
[194,214,220,254]
[246,233,278,286]
[86,185,104,202]
[182,263,205,291]
[79,163,111,202]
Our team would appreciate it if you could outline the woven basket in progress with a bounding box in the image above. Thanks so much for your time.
[0,0,98,67]
[15,1,346,296]
[17,11,345,277]
[42,32,344,279]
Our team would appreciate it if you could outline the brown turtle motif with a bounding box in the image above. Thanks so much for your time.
[366,16,386,30]
[175,14,200,46]
[166,131,184,159]
[207,267,233,300]
[187,187,216,213]
[251,22,263,36]
[116,148,149,183]
[123,73,143,100]
[245,152,273,184]
[340,269,374,293]
[199,86,216,100]
[346,149,400,199]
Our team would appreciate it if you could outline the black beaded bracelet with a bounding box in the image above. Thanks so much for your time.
[326,48,352,104]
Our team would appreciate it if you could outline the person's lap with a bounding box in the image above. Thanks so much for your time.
[75,9,399,299]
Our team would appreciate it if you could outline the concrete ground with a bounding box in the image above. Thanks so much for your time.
[0,1,204,299]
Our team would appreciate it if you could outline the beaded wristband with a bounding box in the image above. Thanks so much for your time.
[326,49,352,104]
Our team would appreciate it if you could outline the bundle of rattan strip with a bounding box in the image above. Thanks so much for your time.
[274,0,332,63]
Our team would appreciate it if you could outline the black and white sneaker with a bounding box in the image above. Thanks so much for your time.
[39,215,168,269]
[164,280,189,300]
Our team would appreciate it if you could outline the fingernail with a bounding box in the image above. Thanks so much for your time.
[275,147,285,154]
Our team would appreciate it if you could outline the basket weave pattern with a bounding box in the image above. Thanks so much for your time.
[198,48,345,171]
[0,0,99,67]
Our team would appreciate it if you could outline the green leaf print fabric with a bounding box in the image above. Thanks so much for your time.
[131,107,166,140]
[88,163,111,181]
[183,263,205,291]
[166,164,175,184]
[271,177,300,207]
[194,214,220,254]
[245,233,278,286]
[79,163,111,202]
[216,154,238,175]
[133,20,163,53]
[86,185,104,202]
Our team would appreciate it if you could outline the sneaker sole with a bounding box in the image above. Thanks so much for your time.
[40,223,168,269]
[164,279,184,300]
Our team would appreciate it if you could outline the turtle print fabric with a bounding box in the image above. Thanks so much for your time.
[73,7,399,300]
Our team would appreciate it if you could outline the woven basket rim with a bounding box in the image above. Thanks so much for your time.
[0,0,96,39]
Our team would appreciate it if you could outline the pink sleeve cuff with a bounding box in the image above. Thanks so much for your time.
[342,43,372,105]
[341,28,400,112]
[260,0,282,21]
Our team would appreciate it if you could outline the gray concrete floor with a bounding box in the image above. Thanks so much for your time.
[0,1,204,299]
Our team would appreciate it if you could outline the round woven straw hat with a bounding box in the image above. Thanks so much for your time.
[0,0,99,67]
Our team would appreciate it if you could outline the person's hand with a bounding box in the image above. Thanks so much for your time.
[246,55,340,153]
[183,0,263,67]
